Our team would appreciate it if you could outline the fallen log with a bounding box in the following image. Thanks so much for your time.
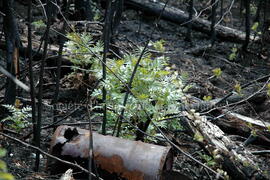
[216,111,270,146]
[125,0,258,43]
[182,113,269,180]
[226,112,270,129]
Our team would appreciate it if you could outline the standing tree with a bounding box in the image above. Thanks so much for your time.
[35,0,53,171]
[254,0,263,23]
[2,0,20,105]
[210,0,218,46]
[220,0,223,19]
[75,0,93,20]
[243,0,250,51]
[101,0,113,135]
[185,0,194,43]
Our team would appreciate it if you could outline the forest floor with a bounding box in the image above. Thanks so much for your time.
[1,1,270,180]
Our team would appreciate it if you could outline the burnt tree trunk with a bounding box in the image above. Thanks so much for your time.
[2,0,20,104]
[210,0,218,46]
[220,0,223,18]
[254,0,263,23]
[75,0,93,20]
[185,0,193,42]
[243,0,250,51]
[35,0,53,171]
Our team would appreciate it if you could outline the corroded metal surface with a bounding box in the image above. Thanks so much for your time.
[49,125,173,180]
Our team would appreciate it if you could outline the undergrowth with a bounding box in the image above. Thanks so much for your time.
[64,32,186,139]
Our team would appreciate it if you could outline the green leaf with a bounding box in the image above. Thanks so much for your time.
[138,94,149,100]
[212,68,222,77]
[251,22,259,31]
[0,173,14,180]
[203,95,212,101]
[229,47,238,61]
[194,131,204,142]
[152,40,165,52]
[0,160,7,171]
[0,149,7,158]
[234,83,242,94]
[229,53,236,61]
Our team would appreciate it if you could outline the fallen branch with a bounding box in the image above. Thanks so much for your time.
[226,112,270,129]
[0,65,30,92]
[217,111,270,146]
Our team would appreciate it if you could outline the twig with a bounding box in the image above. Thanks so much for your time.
[86,94,98,180]
[215,74,270,106]
[0,65,30,92]
[251,150,270,155]
[0,11,5,16]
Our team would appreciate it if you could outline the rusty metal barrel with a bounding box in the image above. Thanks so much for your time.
[49,125,173,180]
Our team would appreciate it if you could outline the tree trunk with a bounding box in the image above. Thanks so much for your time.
[75,0,93,20]
[185,0,193,42]
[210,0,218,46]
[2,0,20,105]
[242,0,250,51]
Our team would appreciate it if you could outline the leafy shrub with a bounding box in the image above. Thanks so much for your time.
[94,50,183,136]
[65,33,184,138]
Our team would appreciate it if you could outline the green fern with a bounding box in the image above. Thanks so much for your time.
[1,105,31,132]
[64,32,103,73]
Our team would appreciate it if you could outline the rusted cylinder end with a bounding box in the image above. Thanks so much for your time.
[48,125,173,180]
